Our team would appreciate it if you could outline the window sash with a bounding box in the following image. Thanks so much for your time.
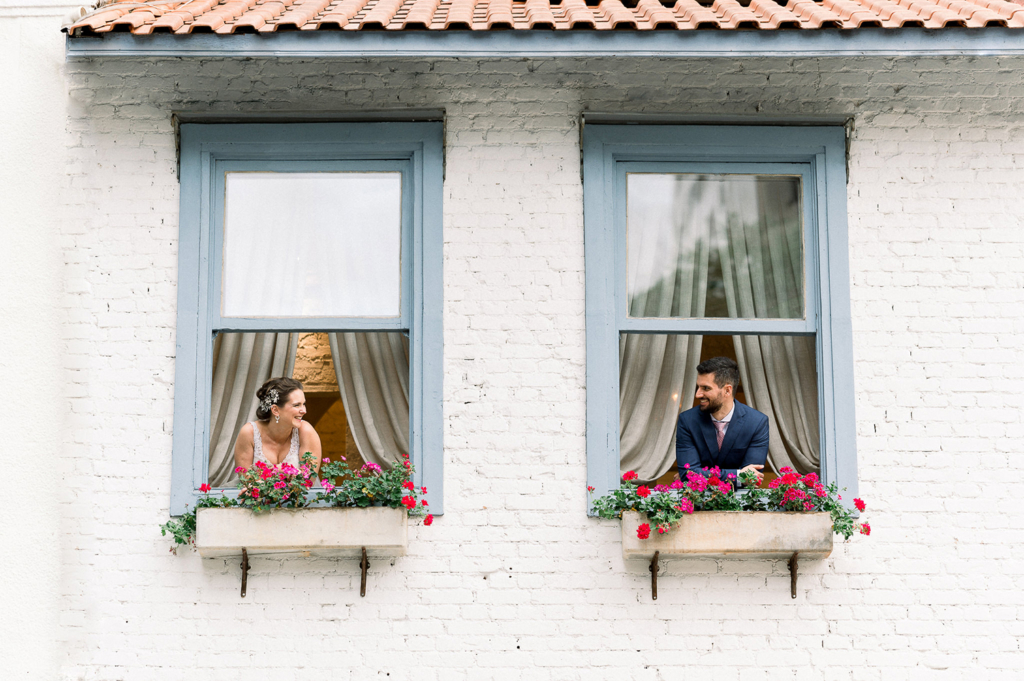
[172,122,444,516]
[582,124,856,509]
[615,161,817,334]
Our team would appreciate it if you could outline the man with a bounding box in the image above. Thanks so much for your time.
[676,357,768,486]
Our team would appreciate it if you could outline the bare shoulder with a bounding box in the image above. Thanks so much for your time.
[236,421,255,446]
[298,420,321,442]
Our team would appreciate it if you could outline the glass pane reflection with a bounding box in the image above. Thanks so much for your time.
[626,174,804,319]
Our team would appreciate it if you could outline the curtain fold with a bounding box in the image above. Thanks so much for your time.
[717,181,820,474]
[328,332,410,468]
[208,332,298,487]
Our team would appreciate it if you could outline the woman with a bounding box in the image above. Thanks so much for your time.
[233,377,323,475]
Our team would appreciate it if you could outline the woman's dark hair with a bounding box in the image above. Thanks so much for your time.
[255,377,304,421]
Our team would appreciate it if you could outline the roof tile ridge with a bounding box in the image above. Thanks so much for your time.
[317,0,367,28]
[936,0,1013,25]
[635,0,679,27]
[673,0,722,28]
[559,0,598,28]
[817,0,883,22]
[486,0,515,27]
[747,0,803,27]
[358,0,404,26]
[856,0,927,23]
[401,0,443,27]
[597,0,639,27]
[893,0,969,24]
[443,0,477,28]
[783,0,844,27]
[711,0,763,27]
[522,0,557,27]
[266,0,328,28]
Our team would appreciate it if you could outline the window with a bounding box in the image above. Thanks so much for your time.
[171,123,443,515]
[583,125,857,502]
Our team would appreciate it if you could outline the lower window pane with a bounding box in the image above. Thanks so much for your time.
[619,333,819,485]
[208,331,410,487]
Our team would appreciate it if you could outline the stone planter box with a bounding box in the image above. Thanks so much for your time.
[621,510,833,559]
[196,506,408,558]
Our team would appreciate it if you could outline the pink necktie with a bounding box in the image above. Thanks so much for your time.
[714,421,726,450]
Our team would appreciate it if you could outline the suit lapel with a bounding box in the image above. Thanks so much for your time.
[717,403,745,464]
[699,413,719,464]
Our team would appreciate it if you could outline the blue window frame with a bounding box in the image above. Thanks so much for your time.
[583,124,857,504]
[171,122,443,515]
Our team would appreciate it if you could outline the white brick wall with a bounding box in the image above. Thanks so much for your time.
[5,40,1024,678]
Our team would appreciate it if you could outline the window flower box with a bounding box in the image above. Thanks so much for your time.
[620,510,833,559]
[196,506,408,558]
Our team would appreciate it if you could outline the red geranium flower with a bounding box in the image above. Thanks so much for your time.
[859,523,871,536]
[403,481,415,490]
[401,495,416,510]
[854,498,866,512]
[636,485,651,498]
[199,483,211,493]
[587,486,595,493]
[423,514,434,526]
[622,471,638,482]
[636,523,651,540]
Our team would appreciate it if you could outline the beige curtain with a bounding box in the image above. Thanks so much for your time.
[208,332,298,487]
[718,182,820,475]
[328,332,410,468]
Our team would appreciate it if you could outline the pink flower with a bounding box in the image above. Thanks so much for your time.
[636,485,651,498]
[803,502,814,511]
[199,483,211,493]
[622,471,639,482]
[779,466,794,474]
[424,514,434,526]
[718,482,732,494]
[814,484,827,498]
[657,526,667,534]
[274,481,286,489]
[676,498,694,514]
[282,494,289,501]
[669,479,684,490]
[637,523,651,540]
[322,458,330,464]
[234,466,246,474]
[323,482,335,493]
[803,473,819,486]
[251,488,260,499]
[854,498,866,512]
[363,463,383,474]
[859,523,871,536]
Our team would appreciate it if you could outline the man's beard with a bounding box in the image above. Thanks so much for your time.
[699,397,723,414]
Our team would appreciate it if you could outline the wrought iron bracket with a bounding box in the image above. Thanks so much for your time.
[360,547,370,597]
[240,548,250,598]
[789,552,799,599]
[649,551,660,601]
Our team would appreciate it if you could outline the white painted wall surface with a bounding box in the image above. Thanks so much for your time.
[3,18,1024,678]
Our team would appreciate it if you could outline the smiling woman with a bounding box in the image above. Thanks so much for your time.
[232,377,323,476]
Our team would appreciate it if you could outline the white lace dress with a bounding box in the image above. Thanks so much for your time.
[251,421,300,467]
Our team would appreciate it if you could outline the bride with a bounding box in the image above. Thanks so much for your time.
[233,377,323,474]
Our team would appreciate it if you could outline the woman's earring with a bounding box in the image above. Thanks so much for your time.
[275,415,280,424]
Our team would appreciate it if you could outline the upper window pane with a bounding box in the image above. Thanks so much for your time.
[222,172,402,318]
[626,173,804,319]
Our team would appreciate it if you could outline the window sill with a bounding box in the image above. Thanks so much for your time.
[195,506,408,559]
[620,510,833,560]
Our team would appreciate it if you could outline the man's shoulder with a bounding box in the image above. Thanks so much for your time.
[735,400,769,425]
[678,405,705,426]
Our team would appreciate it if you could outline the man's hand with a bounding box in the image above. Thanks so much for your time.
[738,464,764,487]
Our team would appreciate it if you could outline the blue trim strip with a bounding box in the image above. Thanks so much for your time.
[67,28,1024,59]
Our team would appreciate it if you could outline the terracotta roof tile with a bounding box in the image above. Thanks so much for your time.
[65,0,1024,34]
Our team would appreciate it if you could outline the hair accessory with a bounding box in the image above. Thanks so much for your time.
[259,388,280,414]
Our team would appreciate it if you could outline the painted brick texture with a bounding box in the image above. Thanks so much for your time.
[50,56,1024,679]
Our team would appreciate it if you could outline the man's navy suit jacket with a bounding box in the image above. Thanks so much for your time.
[675,400,770,482]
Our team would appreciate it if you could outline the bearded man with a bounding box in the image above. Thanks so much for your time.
[675,357,769,487]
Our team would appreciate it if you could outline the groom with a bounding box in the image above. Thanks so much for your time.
[676,357,769,487]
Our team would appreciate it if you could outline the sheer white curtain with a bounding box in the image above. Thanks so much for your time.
[717,180,820,474]
[208,332,299,487]
[328,332,410,468]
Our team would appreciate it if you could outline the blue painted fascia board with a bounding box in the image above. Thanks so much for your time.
[67,27,1024,59]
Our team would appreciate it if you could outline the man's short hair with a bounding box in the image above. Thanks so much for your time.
[696,356,740,390]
